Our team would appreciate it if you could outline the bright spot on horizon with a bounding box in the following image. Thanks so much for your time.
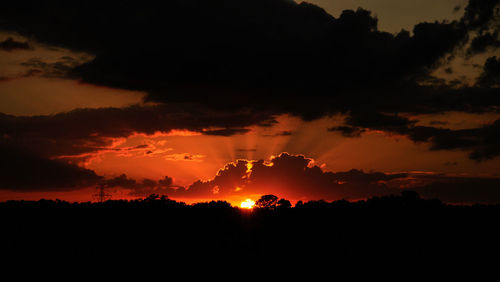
[240,199,255,209]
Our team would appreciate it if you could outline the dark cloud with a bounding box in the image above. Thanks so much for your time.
[463,0,499,30]
[0,37,31,51]
[278,131,293,136]
[329,112,500,161]
[202,128,252,136]
[464,0,500,55]
[0,104,276,159]
[0,104,273,192]
[0,145,101,191]
[102,174,137,189]
[0,0,498,165]
[477,56,500,87]
[430,120,449,126]
[0,0,497,118]
[158,176,174,187]
[411,180,500,204]
[67,9,474,118]
[468,32,500,55]
[343,112,416,132]
[328,125,365,137]
[102,174,181,197]
[262,130,293,137]
[20,57,83,78]
[402,174,500,204]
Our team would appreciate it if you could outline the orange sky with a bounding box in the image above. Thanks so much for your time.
[1,0,500,204]
[1,47,499,203]
[2,111,499,204]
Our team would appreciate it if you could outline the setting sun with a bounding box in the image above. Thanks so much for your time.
[240,199,255,209]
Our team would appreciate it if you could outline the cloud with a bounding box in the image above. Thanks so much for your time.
[158,176,173,187]
[0,37,31,51]
[0,103,275,192]
[463,0,499,29]
[329,112,415,137]
[166,153,408,200]
[0,0,499,161]
[411,180,500,203]
[398,173,500,204]
[0,145,101,191]
[20,57,83,78]
[0,104,276,160]
[468,32,500,55]
[202,128,252,136]
[101,174,181,197]
[328,126,365,137]
[329,111,500,161]
[262,130,293,137]
[463,0,500,55]
[477,56,500,87]
[102,174,137,189]
[164,153,205,162]
[0,0,497,118]
[67,7,476,119]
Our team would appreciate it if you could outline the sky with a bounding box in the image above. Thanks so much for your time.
[0,0,499,205]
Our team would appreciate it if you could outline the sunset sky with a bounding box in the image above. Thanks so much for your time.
[1,0,499,205]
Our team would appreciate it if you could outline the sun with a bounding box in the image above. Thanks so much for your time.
[240,199,255,209]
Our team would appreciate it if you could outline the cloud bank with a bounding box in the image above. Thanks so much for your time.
[0,0,499,161]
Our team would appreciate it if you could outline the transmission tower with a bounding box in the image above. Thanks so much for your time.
[94,183,111,203]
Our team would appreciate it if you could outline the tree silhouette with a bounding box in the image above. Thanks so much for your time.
[145,194,160,202]
[277,198,292,209]
[0,190,497,281]
[255,194,279,209]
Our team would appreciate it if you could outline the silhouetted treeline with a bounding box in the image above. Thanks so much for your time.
[1,192,499,280]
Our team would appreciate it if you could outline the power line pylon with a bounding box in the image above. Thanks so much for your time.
[94,183,111,203]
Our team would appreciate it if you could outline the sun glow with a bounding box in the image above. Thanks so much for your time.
[240,199,255,209]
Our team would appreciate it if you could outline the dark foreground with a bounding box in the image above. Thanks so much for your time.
[1,192,499,280]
